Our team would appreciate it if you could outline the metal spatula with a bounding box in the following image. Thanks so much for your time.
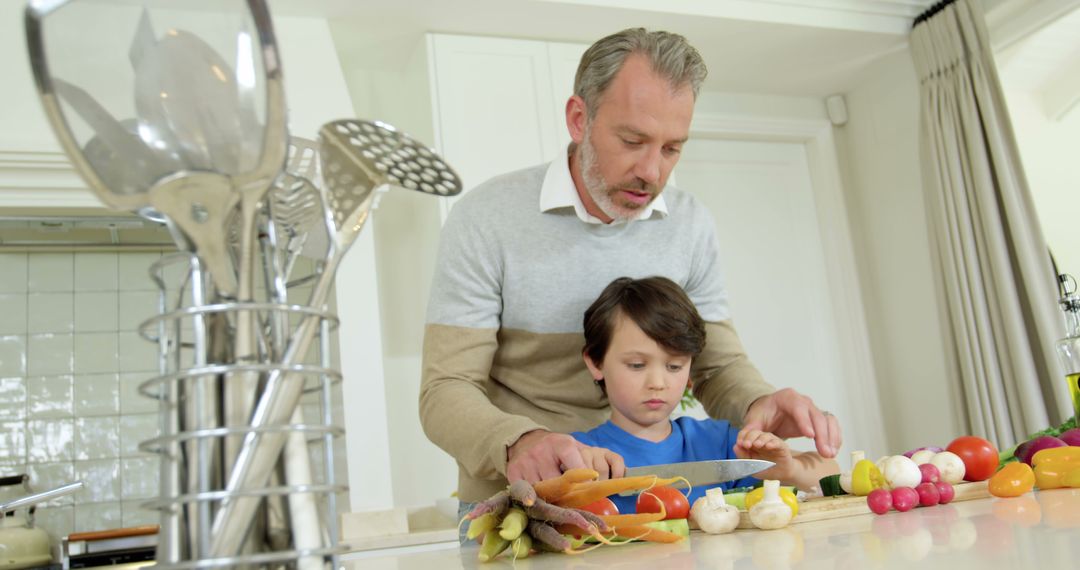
[209,119,462,555]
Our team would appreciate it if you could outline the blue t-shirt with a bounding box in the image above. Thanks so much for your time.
[571,416,758,514]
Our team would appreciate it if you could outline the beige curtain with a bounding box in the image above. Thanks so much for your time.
[910,0,1069,448]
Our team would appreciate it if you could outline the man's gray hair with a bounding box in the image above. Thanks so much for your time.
[574,28,707,118]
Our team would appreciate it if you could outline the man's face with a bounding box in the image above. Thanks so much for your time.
[574,54,695,222]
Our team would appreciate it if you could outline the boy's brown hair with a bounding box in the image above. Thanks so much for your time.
[583,276,706,368]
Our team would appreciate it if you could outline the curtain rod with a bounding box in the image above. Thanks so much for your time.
[913,0,958,28]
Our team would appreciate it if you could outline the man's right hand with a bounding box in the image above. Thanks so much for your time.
[506,430,625,484]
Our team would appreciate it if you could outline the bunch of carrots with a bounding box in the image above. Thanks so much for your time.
[460,468,689,562]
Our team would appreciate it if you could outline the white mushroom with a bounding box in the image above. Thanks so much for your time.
[748,480,795,530]
[690,487,740,534]
[929,451,966,484]
[880,455,922,490]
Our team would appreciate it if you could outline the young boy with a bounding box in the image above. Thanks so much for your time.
[572,276,839,513]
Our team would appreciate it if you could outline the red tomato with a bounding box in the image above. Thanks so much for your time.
[634,485,689,519]
[946,435,999,481]
[578,498,619,517]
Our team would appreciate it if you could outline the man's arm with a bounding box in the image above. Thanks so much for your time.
[691,320,776,425]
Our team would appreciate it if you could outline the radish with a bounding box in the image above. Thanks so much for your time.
[867,488,892,515]
[915,482,940,507]
[935,482,955,504]
[919,463,941,484]
[891,487,919,512]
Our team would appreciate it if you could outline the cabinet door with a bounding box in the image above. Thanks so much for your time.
[428,34,559,214]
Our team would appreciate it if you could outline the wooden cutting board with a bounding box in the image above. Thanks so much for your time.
[736,481,990,529]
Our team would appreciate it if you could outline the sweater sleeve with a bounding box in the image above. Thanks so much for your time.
[419,199,545,481]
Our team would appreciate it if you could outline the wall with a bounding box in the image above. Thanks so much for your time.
[832,49,961,454]
[0,250,168,537]
[1002,90,1080,280]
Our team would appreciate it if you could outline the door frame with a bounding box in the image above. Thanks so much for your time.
[689,113,885,455]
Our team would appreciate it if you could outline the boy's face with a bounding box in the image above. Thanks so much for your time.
[584,313,691,436]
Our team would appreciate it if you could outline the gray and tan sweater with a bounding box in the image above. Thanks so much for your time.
[420,157,775,502]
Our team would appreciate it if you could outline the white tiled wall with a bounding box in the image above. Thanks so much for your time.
[0,251,165,536]
[0,250,349,538]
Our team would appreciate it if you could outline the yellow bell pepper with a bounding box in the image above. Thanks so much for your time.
[746,485,799,517]
[1033,459,1080,490]
[851,459,885,496]
[1031,446,1080,467]
[988,462,1035,497]
[1063,468,1080,488]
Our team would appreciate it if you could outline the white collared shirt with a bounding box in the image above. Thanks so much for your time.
[538,147,669,224]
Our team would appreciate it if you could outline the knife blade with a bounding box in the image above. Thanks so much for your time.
[618,459,774,495]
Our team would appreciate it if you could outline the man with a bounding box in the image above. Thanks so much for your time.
[420,28,841,505]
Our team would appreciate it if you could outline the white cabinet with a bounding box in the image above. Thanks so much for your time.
[426,34,586,215]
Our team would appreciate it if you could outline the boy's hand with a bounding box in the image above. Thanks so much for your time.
[734,428,795,482]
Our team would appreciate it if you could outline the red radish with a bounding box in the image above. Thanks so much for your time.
[891,487,919,512]
[916,482,940,507]
[919,463,941,484]
[935,482,955,504]
[1058,428,1080,447]
[867,488,893,515]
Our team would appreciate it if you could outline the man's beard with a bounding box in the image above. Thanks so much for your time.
[578,125,659,222]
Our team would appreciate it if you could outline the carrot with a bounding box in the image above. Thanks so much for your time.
[554,476,686,508]
[611,524,685,543]
[465,489,510,520]
[598,509,667,529]
[508,479,537,507]
[532,468,598,502]
[528,520,603,555]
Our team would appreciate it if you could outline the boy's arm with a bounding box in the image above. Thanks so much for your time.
[773,452,841,492]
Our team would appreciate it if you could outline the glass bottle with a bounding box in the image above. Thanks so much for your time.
[1056,274,1080,420]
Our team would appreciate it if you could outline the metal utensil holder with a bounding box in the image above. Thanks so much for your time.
[135,251,347,568]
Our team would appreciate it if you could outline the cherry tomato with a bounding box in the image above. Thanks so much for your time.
[578,497,619,517]
[946,436,999,482]
[635,485,689,519]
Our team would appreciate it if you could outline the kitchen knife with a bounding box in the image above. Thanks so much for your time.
[618,459,774,495]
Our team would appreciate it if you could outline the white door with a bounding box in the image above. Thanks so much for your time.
[675,138,856,453]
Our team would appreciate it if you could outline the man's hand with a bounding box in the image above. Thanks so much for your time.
[506,430,591,484]
[742,388,841,458]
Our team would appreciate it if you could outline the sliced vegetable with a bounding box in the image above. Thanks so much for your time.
[749,480,795,530]
[988,462,1035,497]
[723,491,749,510]
[690,487,740,534]
[554,475,685,508]
[946,436,999,481]
[851,459,886,496]
[819,474,846,497]
[1064,468,1080,488]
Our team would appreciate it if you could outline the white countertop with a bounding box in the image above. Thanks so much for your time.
[341,488,1080,569]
